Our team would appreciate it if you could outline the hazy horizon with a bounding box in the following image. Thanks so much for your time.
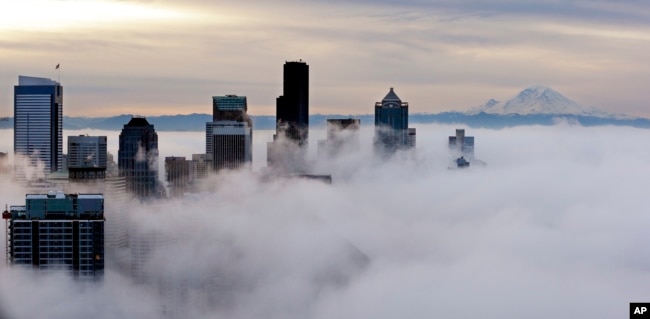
[1,0,649,117]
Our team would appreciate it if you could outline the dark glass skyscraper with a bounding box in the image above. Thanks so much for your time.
[118,116,160,199]
[276,60,309,145]
[14,75,63,177]
[374,87,416,154]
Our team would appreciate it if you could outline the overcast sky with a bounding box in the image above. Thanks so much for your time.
[0,0,649,117]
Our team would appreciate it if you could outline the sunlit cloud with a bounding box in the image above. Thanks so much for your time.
[0,0,193,32]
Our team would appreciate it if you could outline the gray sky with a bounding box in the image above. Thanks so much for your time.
[0,0,649,117]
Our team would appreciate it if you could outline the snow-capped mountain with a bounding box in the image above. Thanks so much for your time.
[467,86,626,118]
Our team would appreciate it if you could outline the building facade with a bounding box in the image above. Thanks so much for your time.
[0,152,8,174]
[14,76,63,178]
[3,192,104,280]
[118,116,160,199]
[210,121,252,171]
[68,135,108,180]
[449,129,474,159]
[207,95,253,172]
[275,61,309,145]
[165,156,191,197]
[374,87,416,154]
[191,153,210,180]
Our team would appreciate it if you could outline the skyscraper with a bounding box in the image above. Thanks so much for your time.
[267,61,310,171]
[276,60,309,145]
[206,95,253,171]
[165,156,191,197]
[118,116,160,199]
[68,135,108,180]
[374,87,416,154]
[14,75,63,178]
[3,192,105,280]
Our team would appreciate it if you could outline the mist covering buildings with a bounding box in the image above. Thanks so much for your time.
[0,123,648,319]
[1,60,648,319]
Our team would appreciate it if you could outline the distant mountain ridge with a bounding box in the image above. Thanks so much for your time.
[0,86,648,130]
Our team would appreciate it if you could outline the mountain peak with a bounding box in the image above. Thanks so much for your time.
[470,86,593,116]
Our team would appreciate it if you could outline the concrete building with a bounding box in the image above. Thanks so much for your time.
[449,129,475,159]
[3,192,105,280]
[14,76,63,179]
[118,116,160,199]
[211,121,252,171]
[68,135,108,180]
[0,152,8,174]
[191,153,210,180]
[374,88,416,154]
[165,156,191,197]
[206,95,252,172]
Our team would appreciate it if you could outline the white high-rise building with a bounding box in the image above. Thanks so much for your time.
[207,121,252,171]
[14,76,63,179]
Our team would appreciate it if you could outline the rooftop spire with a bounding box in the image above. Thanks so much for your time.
[382,87,401,102]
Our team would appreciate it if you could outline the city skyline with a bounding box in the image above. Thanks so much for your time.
[1,1,649,117]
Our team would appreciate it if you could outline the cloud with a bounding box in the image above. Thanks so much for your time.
[1,123,649,318]
[1,1,650,117]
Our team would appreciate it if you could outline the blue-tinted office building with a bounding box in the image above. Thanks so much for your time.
[374,87,416,154]
[14,76,63,176]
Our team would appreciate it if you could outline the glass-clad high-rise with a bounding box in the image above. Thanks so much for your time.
[276,61,309,145]
[14,75,63,178]
[118,116,160,199]
[374,87,416,154]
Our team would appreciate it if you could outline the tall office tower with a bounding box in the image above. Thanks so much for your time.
[165,156,191,197]
[268,61,309,170]
[374,87,416,154]
[68,135,108,181]
[317,118,361,157]
[3,192,105,281]
[276,60,309,145]
[118,116,160,199]
[206,95,253,172]
[449,129,474,159]
[14,76,63,179]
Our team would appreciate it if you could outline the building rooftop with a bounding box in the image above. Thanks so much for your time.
[18,75,60,86]
[18,75,59,86]
[382,87,401,102]
[126,117,151,127]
